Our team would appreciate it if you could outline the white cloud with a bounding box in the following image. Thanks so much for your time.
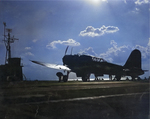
[135,0,150,5]
[25,52,34,56]
[108,40,129,56]
[99,52,114,62]
[46,39,80,49]
[99,40,129,62]
[79,25,119,37]
[148,38,150,46]
[135,8,140,11]
[132,7,140,13]
[134,45,149,58]
[79,47,97,56]
[32,39,38,43]
[99,39,150,63]
[25,47,31,50]
[134,38,150,58]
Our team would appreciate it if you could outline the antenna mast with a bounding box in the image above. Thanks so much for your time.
[3,22,18,64]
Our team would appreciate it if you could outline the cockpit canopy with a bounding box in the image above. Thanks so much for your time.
[91,56,107,63]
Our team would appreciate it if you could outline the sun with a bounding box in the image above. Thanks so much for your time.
[88,0,102,5]
[93,0,100,3]
[86,0,107,6]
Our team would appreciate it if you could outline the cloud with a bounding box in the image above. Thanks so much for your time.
[79,47,97,56]
[32,39,38,43]
[131,7,140,14]
[135,0,150,5]
[99,39,150,63]
[46,39,80,49]
[25,47,31,50]
[25,52,34,56]
[134,38,150,58]
[79,25,119,37]
[99,40,129,62]
[148,38,150,46]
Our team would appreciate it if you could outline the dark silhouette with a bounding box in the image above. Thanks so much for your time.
[31,48,146,82]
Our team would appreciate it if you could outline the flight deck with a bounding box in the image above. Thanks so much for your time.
[0,80,149,119]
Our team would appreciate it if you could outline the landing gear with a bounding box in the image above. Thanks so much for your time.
[63,75,68,82]
[82,73,90,82]
[94,74,98,81]
[131,76,137,81]
[131,76,135,81]
[56,72,69,82]
[56,72,63,82]
[109,75,112,80]
[114,75,121,81]
[94,77,104,81]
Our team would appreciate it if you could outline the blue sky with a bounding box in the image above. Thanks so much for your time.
[0,0,149,80]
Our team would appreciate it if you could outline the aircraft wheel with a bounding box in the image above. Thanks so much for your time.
[56,72,63,82]
[63,75,68,82]
[131,76,136,81]
[82,73,90,82]
[115,75,121,81]
[82,76,87,82]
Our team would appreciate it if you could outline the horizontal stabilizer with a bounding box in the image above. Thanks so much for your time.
[143,70,149,72]
[30,60,71,71]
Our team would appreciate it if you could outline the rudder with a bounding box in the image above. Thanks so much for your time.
[124,49,141,69]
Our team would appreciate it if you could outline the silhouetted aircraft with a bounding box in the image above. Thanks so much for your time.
[31,47,146,82]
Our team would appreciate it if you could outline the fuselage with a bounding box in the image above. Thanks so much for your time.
[63,54,123,77]
[62,53,144,79]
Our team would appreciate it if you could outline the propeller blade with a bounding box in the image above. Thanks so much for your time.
[31,60,71,71]
[64,46,69,55]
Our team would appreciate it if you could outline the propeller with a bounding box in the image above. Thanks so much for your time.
[64,46,69,56]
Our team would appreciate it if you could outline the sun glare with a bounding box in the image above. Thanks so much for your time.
[93,0,100,3]
[87,0,105,5]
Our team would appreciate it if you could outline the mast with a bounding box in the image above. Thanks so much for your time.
[3,22,18,64]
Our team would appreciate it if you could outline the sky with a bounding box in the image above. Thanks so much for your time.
[0,0,149,80]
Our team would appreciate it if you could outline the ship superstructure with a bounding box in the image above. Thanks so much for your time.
[0,22,23,81]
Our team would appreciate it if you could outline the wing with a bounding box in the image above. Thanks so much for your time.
[31,60,71,71]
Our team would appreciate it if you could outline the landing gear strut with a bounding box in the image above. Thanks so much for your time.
[82,73,90,82]
[114,75,121,81]
[109,75,112,80]
[56,72,69,82]
[131,76,137,81]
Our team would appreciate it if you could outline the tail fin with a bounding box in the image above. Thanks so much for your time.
[124,49,141,69]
